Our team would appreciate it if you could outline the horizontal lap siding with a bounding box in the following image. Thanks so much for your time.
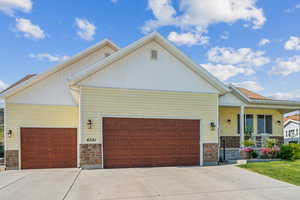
[219,107,283,137]
[81,87,218,144]
[5,104,79,150]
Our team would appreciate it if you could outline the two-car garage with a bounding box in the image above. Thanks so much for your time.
[20,118,200,169]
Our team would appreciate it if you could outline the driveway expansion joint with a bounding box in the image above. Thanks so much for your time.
[0,174,29,191]
[62,169,82,200]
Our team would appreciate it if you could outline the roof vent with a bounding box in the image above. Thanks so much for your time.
[151,50,158,60]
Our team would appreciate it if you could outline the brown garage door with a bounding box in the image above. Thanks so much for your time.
[21,128,77,169]
[103,117,200,168]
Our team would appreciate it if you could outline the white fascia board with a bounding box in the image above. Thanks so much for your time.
[69,32,230,94]
[0,39,120,98]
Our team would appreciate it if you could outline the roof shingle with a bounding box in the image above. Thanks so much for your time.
[236,87,271,100]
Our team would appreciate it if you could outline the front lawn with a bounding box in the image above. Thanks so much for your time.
[239,160,300,186]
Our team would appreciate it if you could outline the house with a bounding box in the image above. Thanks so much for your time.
[1,33,300,170]
[284,115,300,144]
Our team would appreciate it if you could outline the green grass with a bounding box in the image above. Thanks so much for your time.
[239,160,300,186]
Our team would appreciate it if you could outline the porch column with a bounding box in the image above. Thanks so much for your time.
[240,105,245,147]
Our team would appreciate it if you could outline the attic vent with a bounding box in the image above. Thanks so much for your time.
[151,50,158,60]
[104,53,111,57]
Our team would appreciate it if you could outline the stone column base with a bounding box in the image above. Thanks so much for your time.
[203,143,218,166]
[5,150,19,170]
[80,144,102,169]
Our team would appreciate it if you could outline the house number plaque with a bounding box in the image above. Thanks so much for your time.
[86,137,96,142]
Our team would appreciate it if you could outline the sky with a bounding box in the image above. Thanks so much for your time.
[0,0,300,101]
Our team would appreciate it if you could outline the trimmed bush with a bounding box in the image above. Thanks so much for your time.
[251,151,259,158]
[279,144,300,161]
[0,145,4,158]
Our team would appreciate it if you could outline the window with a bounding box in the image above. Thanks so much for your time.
[104,53,111,57]
[237,114,253,134]
[257,115,272,134]
[151,50,158,60]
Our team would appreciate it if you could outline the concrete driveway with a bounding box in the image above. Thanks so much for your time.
[0,165,300,200]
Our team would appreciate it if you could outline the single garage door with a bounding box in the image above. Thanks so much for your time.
[103,117,200,168]
[21,128,77,169]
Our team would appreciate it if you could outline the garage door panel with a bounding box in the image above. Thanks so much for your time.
[21,128,77,169]
[103,117,200,168]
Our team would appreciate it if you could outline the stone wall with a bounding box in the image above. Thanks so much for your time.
[80,144,102,169]
[203,143,218,165]
[5,150,19,169]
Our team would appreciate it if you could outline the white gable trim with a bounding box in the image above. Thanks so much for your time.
[69,32,230,94]
[0,39,119,98]
[284,119,300,127]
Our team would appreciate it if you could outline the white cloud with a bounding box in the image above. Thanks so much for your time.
[29,53,70,62]
[0,80,8,107]
[0,80,8,92]
[75,18,96,41]
[270,55,300,76]
[15,18,45,39]
[232,81,264,92]
[202,63,254,81]
[167,31,208,46]
[220,31,229,40]
[284,36,300,50]
[269,89,300,101]
[258,38,270,46]
[207,47,270,67]
[110,0,118,3]
[297,4,300,9]
[0,0,32,16]
[143,0,266,38]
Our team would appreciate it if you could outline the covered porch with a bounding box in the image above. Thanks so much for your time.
[218,85,300,160]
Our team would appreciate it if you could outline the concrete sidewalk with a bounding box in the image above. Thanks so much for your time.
[0,165,299,200]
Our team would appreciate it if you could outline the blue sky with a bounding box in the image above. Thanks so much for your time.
[0,0,300,100]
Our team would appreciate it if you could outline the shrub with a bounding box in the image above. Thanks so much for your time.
[243,139,255,147]
[279,144,300,161]
[260,147,280,159]
[0,145,4,158]
[251,151,259,159]
[264,138,277,148]
[243,147,254,153]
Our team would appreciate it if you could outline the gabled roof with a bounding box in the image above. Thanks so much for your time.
[284,119,300,127]
[0,39,119,98]
[0,74,36,95]
[236,87,270,100]
[229,84,300,107]
[68,32,230,94]
[284,115,300,122]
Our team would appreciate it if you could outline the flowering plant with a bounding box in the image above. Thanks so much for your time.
[260,147,280,158]
[243,147,254,153]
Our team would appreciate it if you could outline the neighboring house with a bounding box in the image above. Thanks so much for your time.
[0,33,300,170]
[284,115,300,144]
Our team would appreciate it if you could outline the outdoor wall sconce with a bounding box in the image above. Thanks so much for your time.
[276,120,281,125]
[210,122,216,131]
[7,130,12,138]
[227,119,231,124]
[87,120,93,129]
